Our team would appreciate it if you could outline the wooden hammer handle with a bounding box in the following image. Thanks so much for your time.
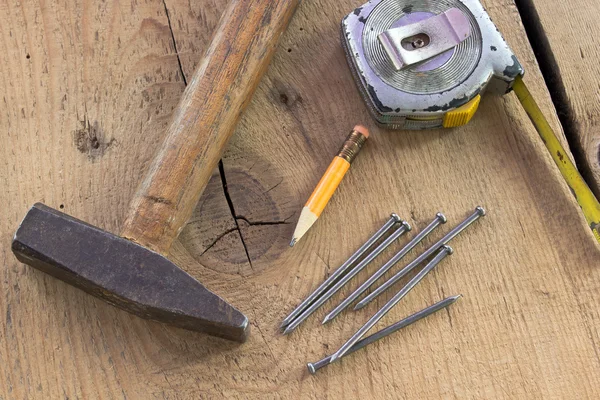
[121,0,300,254]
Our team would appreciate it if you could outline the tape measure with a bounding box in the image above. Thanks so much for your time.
[342,0,600,243]
[342,0,524,130]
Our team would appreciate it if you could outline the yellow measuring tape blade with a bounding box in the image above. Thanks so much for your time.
[513,75,600,244]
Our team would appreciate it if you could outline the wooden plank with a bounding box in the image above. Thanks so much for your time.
[515,0,600,193]
[0,0,599,399]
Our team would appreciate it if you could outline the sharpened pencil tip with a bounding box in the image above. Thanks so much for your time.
[289,238,297,247]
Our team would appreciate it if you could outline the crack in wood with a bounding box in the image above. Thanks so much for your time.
[235,215,293,226]
[218,160,254,269]
[162,0,187,86]
[314,252,330,275]
[265,179,283,193]
[162,0,256,269]
[163,0,288,270]
[199,228,239,257]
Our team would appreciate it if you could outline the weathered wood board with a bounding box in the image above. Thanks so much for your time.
[1,0,599,398]
[517,0,600,194]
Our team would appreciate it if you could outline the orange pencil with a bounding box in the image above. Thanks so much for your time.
[290,125,369,246]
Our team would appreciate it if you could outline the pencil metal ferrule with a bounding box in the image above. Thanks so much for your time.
[338,130,368,163]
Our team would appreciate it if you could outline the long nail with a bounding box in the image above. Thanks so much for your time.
[307,295,461,374]
[283,220,411,334]
[356,206,485,309]
[323,213,446,324]
[329,246,453,362]
[281,214,401,329]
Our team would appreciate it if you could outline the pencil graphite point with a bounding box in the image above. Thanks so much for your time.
[290,207,318,246]
[289,126,369,246]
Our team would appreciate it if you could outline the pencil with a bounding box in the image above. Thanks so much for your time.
[290,125,369,246]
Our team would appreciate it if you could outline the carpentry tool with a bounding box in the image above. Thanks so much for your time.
[283,219,411,334]
[307,294,461,374]
[330,245,453,363]
[281,213,402,329]
[11,0,300,342]
[356,207,485,309]
[290,126,369,246]
[343,0,514,130]
[512,77,600,243]
[323,212,446,323]
[342,0,600,243]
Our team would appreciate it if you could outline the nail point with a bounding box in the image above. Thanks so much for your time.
[283,326,294,335]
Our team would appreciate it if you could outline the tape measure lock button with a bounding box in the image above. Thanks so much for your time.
[341,0,600,244]
[442,95,481,128]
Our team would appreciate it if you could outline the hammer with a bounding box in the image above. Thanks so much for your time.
[11,0,300,343]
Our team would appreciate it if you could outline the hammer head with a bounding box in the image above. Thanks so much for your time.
[12,203,249,343]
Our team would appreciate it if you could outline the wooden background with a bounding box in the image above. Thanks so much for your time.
[1,0,599,398]
[515,0,600,195]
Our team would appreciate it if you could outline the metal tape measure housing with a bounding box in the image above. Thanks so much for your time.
[342,0,524,129]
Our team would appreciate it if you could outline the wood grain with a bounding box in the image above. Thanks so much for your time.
[515,0,600,195]
[1,0,600,398]
[120,0,300,255]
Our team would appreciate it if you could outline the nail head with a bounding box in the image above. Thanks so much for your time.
[436,212,447,223]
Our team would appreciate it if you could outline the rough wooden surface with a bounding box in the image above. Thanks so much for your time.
[121,0,299,255]
[1,0,599,399]
[515,0,600,195]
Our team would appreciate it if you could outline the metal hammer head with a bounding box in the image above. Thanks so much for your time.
[12,203,249,342]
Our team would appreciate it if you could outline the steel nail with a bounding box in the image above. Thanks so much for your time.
[323,213,447,324]
[283,220,411,334]
[330,245,453,362]
[307,294,461,374]
[281,214,401,329]
[355,206,485,309]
